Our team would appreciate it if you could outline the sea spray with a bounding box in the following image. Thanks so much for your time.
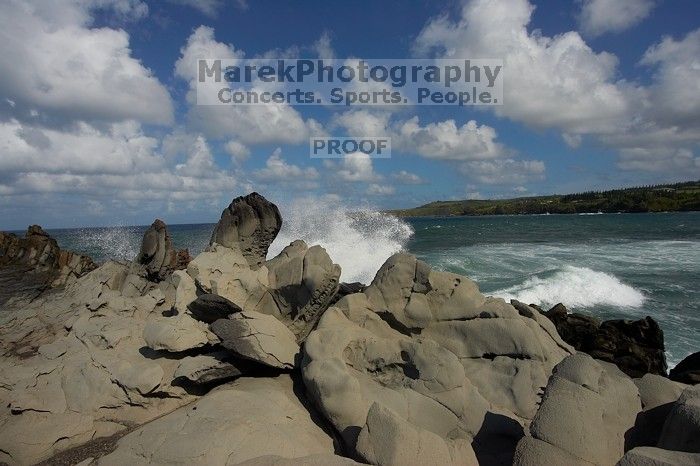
[494,265,646,309]
[268,197,414,284]
[74,225,141,263]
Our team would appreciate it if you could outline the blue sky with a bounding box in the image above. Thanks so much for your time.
[1,0,699,229]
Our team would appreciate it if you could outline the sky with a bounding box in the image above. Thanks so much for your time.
[0,0,699,229]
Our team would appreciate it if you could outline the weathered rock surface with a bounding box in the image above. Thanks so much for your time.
[234,454,361,466]
[0,225,96,304]
[630,374,688,447]
[617,446,700,466]
[211,311,299,369]
[669,351,700,385]
[541,303,667,377]
[173,352,244,384]
[356,402,478,466]
[188,293,242,323]
[657,385,700,453]
[210,192,282,268]
[302,253,573,464]
[514,353,642,466]
[98,375,338,465]
[0,261,196,464]
[266,240,341,340]
[132,219,183,281]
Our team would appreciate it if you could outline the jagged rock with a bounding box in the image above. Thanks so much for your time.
[0,225,96,303]
[356,402,478,466]
[514,353,641,466]
[132,219,179,281]
[188,293,242,323]
[302,253,573,463]
[617,446,700,466]
[143,313,218,352]
[540,303,667,377]
[174,353,243,384]
[658,385,700,453]
[187,243,271,313]
[630,374,688,447]
[330,282,366,306]
[210,311,298,369]
[669,352,700,385]
[210,192,282,268]
[98,375,337,465]
[266,240,341,340]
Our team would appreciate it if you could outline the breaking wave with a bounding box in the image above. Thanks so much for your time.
[494,265,646,309]
[268,198,414,284]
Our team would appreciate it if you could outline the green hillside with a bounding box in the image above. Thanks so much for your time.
[389,181,700,217]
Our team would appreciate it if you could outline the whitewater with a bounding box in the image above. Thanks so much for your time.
[38,206,699,367]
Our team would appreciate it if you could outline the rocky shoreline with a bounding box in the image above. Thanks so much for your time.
[0,192,698,466]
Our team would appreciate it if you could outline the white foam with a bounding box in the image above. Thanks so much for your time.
[494,265,646,309]
[268,197,414,284]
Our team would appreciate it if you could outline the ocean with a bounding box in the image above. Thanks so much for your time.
[32,208,699,367]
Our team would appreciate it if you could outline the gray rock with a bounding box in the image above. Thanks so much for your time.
[630,374,688,447]
[302,253,573,463]
[515,353,641,466]
[174,353,243,384]
[98,376,337,465]
[617,446,700,466]
[188,293,242,323]
[210,311,299,369]
[669,352,700,385]
[356,402,478,466]
[133,219,178,281]
[210,192,282,268]
[233,455,360,465]
[658,385,700,452]
[266,240,341,340]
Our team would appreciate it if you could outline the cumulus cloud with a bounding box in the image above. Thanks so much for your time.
[414,0,699,176]
[327,152,383,183]
[175,26,325,145]
[367,184,395,196]
[0,0,173,126]
[253,148,319,182]
[578,0,655,37]
[224,140,251,164]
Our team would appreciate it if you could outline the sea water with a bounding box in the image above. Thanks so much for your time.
[39,209,698,366]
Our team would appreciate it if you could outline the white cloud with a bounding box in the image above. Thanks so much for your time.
[313,31,335,59]
[391,170,426,185]
[460,159,545,184]
[0,0,173,125]
[253,148,319,182]
[175,26,325,145]
[328,152,382,183]
[367,184,395,196]
[578,0,655,37]
[224,140,251,163]
[167,0,231,17]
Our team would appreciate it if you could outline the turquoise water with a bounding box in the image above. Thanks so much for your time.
[33,211,700,366]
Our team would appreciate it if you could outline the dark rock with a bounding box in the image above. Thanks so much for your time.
[134,219,180,281]
[210,192,282,269]
[541,303,667,377]
[0,225,96,303]
[329,282,366,306]
[188,294,242,323]
[670,352,700,385]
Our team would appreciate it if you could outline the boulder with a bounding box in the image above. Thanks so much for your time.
[266,240,341,340]
[658,385,700,453]
[188,293,242,323]
[210,192,282,268]
[143,313,217,352]
[669,352,700,385]
[210,311,299,369]
[356,402,478,466]
[234,455,360,465]
[514,353,641,466]
[630,374,688,447]
[302,253,573,463]
[98,376,338,465]
[132,219,180,281]
[617,446,700,466]
[541,303,667,377]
